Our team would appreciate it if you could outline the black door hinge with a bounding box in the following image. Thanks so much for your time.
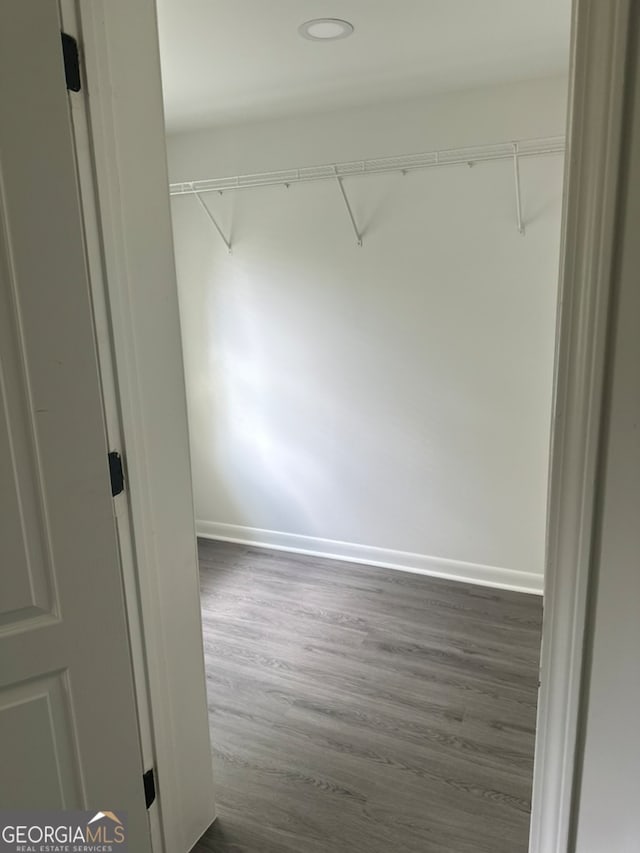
[108,451,125,497]
[61,32,81,92]
[143,768,156,809]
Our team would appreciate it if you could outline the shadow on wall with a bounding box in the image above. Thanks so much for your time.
[174,152,562,575]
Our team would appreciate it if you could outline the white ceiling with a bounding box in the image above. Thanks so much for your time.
[157,0,571,133]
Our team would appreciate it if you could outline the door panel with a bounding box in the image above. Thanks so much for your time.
[0,3,150,848]
[0,224,55,626]
[0,674,82,808]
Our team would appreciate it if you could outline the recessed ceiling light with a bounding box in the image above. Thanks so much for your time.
[298,18,354,41]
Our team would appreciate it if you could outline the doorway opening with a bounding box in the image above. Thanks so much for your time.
[156,3,571,850]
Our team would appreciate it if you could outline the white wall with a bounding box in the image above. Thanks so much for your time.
[167,75,566,590]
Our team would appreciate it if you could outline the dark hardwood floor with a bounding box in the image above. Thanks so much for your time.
[191,539,542,853]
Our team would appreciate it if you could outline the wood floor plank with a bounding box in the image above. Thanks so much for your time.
[191,540,542,853]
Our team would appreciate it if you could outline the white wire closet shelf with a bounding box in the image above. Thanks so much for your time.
[170,135,565,247]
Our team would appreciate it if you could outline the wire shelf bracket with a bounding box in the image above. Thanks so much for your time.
[512,142,525,235]
[335,170,363,247]
[191,185,231,252]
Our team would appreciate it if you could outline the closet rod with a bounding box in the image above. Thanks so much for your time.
[169,135,565,197]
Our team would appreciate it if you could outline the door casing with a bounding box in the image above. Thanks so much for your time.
[530,2,633,851]
[62,1,217,851]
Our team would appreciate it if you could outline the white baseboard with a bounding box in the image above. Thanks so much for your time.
[196,521,543,595]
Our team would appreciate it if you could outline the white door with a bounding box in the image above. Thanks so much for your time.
[0,3,151,848]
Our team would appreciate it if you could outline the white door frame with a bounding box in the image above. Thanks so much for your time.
[66,2,216,852]
[530,1,632,851]
[68,1,633,851]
